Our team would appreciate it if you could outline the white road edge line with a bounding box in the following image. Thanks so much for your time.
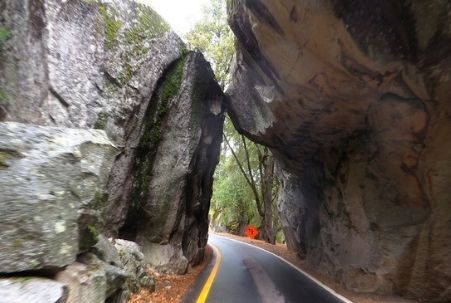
[213,234,354,303]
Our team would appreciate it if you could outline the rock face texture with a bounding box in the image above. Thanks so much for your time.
[0,0,223,299]
[113,52,224,274]
[0,0,185,136]
[56,258,108,303]
[113,239,156,293]
[226,0,451,301]
[0,122,116,273]
[0,278,68,303]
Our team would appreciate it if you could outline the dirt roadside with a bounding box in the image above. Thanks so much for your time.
[128,245,212,303]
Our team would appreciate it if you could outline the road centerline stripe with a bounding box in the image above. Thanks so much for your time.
[196,244,222,303]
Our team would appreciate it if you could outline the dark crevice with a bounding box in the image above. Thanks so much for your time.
[49,87,70,108]
[103,70,123,88]
[244,0,284,35]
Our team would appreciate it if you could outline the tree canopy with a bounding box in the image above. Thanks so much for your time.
[185,0,283,244]
[185,0,234,89]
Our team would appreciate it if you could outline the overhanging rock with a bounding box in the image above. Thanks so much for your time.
[226,0,451,301]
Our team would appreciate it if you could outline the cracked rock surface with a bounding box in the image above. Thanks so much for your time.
[0,0,224,299]
[0,122,116,272]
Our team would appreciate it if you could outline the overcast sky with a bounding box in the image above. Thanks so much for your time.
[136,0,210,35]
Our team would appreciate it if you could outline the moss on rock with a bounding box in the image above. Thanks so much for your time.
[93,112,108,130]
[117,61,133,86]
[0,88,7,104]
[0,26,10,49]
[116,4,171,85]
[97,2,176,86]
[79,224,100,251]
[123,55,187,232]
[98,4,122,50]
[87,224,99,239]
[160,56,185,105]
[125,4,170,47]
[93,191,109,210]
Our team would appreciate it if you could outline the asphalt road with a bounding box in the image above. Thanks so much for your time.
[205,234,350,303]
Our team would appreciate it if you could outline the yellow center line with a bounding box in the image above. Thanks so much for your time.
[196,244,222,303]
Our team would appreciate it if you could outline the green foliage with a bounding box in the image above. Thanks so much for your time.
[186,0,281,242]
[225,0,235,12]
[98,5,123,50]
[211,148,258,233]
[275,229,285,243]
[0,26,10,49]
[185,0,234,89]
[211,115,281,239]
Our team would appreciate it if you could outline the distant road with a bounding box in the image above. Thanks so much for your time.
[199,234,352,303]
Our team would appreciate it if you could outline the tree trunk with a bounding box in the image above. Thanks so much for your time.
[223,132,278,244]
[261,148,275,244]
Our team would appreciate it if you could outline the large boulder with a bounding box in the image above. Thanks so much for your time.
[0,277,68,303]
[0,0,187,234]
[91,234,122,267]
[53,238,153,303]
[55,259,107,303]
[113,239,155,293]
[0,0,183,131]
[128,52,224,274]
[0,0,224,276]
[0,122,116,273]
[226,0,451,301]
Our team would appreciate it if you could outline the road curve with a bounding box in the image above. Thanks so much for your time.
[200,234,352,303]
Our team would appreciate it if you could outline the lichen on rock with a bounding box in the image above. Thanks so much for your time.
[0,0,224,298]
[98,4,123,50]
[124,3,170,48]
[0,122,116,272]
